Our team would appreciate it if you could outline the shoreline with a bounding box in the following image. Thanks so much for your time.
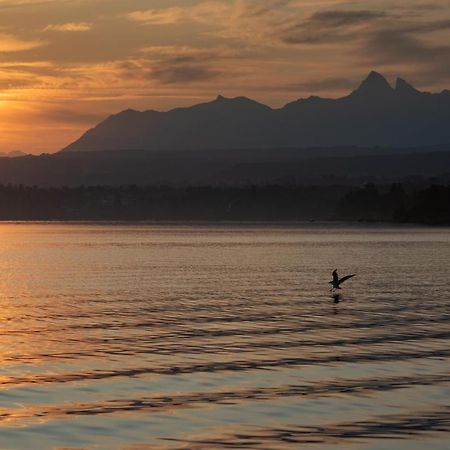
[0,220,447,228]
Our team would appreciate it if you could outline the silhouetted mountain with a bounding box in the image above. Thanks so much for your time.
[0,147,449,187]
[351,70,394,97]
[62,71,450,152]
[395,78,420,95]
[0,151,27,158]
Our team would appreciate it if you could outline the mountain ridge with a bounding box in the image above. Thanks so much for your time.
[61,71,450,152]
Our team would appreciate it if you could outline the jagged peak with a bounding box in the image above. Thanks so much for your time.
[365,70,391,85]
[168,94,271,114]
[352,70,393,96]
[306,95,323,101]
[214,94,260,104]
[114,108,140,117]
[395,77,420,94]
[208,94,271,110]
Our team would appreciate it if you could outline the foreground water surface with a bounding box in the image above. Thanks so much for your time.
[0,223,448,449]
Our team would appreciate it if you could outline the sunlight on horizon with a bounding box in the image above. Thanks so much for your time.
[0,0,448,153]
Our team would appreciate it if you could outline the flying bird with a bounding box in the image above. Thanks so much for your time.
[330,269,355,290]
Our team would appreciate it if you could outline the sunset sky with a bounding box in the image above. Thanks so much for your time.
[0,0,449,153]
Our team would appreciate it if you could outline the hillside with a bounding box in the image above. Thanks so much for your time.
[62,71,450,152]
[0,147,448,187]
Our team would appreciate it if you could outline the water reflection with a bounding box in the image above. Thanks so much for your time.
[332,293,341,304]
[163,407,450,448]
[0,223,447,450]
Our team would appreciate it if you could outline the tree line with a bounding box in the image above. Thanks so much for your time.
[0,183,447,224]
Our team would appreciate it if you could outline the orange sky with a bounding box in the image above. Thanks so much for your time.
[0,0,449,153]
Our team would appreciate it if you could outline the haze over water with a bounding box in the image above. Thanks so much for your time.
[0,223,448,449]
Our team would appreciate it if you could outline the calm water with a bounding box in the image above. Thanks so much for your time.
[0,223,448,450]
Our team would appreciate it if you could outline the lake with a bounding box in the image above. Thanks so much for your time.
[0,223,448,449]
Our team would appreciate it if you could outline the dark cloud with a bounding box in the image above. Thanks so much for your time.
[151,64,221,84]
[118,54,222,85]
[309,10,386,27]
[364,27,450,81]
[366,29,450,63]
[392,19,450,34]
[279,9,386,44]
[236,0,291,19]
[390,2,448,16]
[275,4,450,83]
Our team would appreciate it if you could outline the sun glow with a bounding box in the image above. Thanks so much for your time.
[0,0,447,153]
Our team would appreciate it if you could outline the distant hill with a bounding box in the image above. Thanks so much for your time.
[62,71,450,152]
[0,151,27,158]
[0,147,448,187]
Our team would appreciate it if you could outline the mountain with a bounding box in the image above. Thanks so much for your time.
[62,71,450,152]
[0,151,27,158]
[2,147,449,187]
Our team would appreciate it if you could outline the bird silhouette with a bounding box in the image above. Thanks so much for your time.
[329,269,355,290]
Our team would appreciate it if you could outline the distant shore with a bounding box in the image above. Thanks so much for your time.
[0,183,447,225]
[0,220,445,227]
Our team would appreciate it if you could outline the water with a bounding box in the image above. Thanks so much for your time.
[0,223,448,449]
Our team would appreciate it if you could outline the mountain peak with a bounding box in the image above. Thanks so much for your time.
[365,70,391,86]
[214,95,256,104]
[352,71,393,96]
[115,108,139,117]
[210,94,271,111]
[395,77,420,95]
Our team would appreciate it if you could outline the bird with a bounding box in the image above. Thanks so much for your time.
[329,269,355,290]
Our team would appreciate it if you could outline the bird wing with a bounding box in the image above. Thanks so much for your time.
[339,274,356,284]
[332,269,339,284]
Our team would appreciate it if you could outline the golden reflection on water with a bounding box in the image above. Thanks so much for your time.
[0,223,448,449]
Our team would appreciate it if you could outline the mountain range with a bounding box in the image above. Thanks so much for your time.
[62,71,450,153]
[0,151,27,158]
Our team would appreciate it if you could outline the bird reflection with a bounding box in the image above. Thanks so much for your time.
[332,293,341,304]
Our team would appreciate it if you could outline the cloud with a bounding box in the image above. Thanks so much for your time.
[364,26,450,81]
[127,7,185,25]
[44,22,93,32]
[0,61,53,69]
[390,18,450,34]
[114,44,247,85]
[366,28,450,63]
[151,64,222,84]
[279,9,386,44]
[117,50,224,85]
[127,2,227,26]
[0,33,46,52]
[309,10,386,27]
[0,76,34,90]
[0,0,449,153]
[0,60,54,90]
[139,45,240,59]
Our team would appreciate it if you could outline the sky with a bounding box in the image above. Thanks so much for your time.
[0,0,449,153]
